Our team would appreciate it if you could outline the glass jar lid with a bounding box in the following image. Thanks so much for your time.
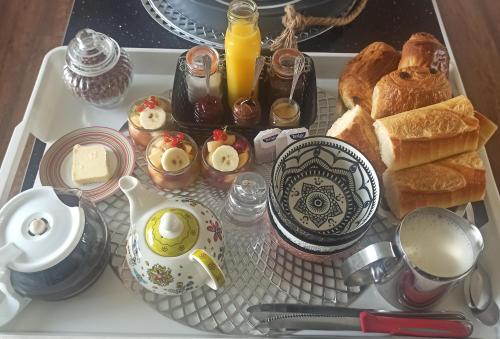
[271,48,304,79]
[144,208,200,257]
[0,187,85,272]
[185,46,219,77]
[65,28,121,77]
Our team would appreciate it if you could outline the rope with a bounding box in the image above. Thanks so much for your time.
[269,0,368,51]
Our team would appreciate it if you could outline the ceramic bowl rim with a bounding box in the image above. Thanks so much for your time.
[267,200,368,255]
[270,135,380,238]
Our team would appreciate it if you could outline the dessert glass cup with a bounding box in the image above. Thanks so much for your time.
[128,97,172,150]
[145,133,200,190]
[201,132,254,190]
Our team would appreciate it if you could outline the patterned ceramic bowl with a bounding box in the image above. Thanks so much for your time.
[270,136,380,254]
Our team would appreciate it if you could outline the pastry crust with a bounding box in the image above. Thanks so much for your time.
[383,152,485,218]
[474,110,498,147]
[339,42,400,112]
[399,32,450,75]
[373,96,479,170]
[371,66,452,119]
[327,105,386,176]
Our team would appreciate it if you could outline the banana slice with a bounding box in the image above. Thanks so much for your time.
[130,114,141,127]
[161,147,190,171]
[211,145,239,172]
[139,107,167,130]
[149,146,164,169]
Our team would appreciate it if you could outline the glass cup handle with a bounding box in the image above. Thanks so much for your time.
[0,243,31,327]
[341,241,399,287]
[189,249,225,290]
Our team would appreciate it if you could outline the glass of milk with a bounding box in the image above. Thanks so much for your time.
[342,207,484,310]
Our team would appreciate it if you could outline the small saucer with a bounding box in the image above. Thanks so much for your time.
[39,127,135,202]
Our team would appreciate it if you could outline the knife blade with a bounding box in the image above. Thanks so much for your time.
[248,304,473,338]
[248,303,467,321]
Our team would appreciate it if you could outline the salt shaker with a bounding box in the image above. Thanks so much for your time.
[63,28,133,108]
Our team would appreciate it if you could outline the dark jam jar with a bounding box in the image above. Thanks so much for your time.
[63,28,133,109]
[269,48,305,103]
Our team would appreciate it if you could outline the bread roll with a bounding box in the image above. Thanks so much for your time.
[373,96,479,170]
[371,66,452,119]
[383,152,485,218]
[339,42,400,112]
[474,110,498,147]
[327,105,386,176]
[399,32,449,75]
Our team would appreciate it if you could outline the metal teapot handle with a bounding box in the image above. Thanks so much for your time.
[341,242,399,287]
[0,243,31,327]
[189,249,225,290]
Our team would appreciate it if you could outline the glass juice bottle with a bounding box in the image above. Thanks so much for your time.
[225,0,261,107]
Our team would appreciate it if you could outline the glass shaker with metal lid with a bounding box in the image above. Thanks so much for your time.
[63,28,133,108]
[0,187,110,326]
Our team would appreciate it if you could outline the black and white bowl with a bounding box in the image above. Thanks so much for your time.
[270,136,380,254]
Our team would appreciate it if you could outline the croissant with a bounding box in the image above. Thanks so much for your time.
[371,66,452,119]
[399,32,450,75]
[339,42,400,112]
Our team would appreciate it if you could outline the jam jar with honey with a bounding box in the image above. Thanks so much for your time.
[269,48,305,103]
[63,28,133,108]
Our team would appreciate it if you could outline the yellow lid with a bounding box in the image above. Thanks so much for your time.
[144,208,199,257]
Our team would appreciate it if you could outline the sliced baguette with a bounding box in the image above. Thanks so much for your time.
[474,110,498,147]
[327,105,386,176]
[373,96,479,170]
[383,151,485,219]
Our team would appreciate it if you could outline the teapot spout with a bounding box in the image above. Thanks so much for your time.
[119,176,164,227]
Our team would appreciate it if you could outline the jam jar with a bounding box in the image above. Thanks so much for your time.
[269,98,300,128]
[185,46,222,104]
[63,28,133,108]
[269,48,305,103]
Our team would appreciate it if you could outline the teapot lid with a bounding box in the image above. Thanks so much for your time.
[0,187,85,272]
[144,208,199,257]
[65,28,120,77]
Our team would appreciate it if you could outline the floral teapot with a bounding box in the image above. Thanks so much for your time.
[119,176,225,295]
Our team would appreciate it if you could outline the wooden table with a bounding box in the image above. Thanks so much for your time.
[0,0,499,197]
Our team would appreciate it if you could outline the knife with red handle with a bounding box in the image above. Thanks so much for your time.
[248,304,473,338]
[360,311,472,337]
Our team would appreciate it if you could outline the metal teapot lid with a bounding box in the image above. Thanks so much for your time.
[144,208,200,257]
[0,187,84,272]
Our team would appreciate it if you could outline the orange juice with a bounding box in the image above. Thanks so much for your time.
[225,0,261,107]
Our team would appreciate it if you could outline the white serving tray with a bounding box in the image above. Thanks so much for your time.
[1,47,500,339]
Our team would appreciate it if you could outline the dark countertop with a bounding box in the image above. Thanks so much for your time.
[64,0,444,50]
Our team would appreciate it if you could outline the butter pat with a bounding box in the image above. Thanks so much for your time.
[275,128,309,156]
[71,144,110,185]
[253,128,281,164]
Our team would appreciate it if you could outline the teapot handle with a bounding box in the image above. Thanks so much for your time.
[189,249,225,290]
[0,243,31,327]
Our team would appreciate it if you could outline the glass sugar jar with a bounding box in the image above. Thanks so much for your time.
[185,45,222,104]
[63,28,133,108]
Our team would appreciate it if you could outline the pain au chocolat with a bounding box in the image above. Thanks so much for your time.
[371,66,452,119]
[339,42,400,113]
[399,32,450,75]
